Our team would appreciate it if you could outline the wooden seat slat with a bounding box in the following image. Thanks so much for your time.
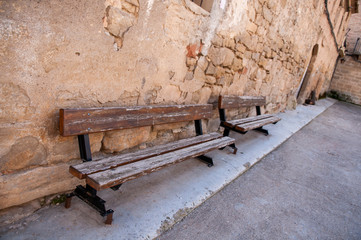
[86,137,235,190]
[235,116,281,132]
[70,132,223,179]
[223,114,274,128]
[60,104,213,136]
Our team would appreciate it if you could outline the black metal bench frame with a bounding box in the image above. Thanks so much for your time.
[218,95,280,138]
[60,104,236,224]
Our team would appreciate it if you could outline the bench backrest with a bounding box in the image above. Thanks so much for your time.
[218,96,266,109]
[60,104,213,136]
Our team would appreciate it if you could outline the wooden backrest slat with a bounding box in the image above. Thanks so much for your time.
[60,104,213,136]
[218,95,266,109]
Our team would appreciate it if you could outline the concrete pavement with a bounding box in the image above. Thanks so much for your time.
[157,101,361,240]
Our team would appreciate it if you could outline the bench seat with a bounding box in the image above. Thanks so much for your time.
[218,95,281,137]
[70,132,224,179]
[223,114,281,132]
[85,134,234,190]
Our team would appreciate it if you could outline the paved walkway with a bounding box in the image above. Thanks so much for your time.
[158,102,361,240]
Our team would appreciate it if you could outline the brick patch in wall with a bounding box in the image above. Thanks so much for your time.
[329,56,361,105]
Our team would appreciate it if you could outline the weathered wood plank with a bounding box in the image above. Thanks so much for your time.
[223,114,274,128]
[235,116,281,132]
[69,132,223,179]
[219,95,266,109]
[86,137,235,190]
[60,104,213,136]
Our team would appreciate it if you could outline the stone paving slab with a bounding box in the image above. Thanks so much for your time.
[0,98,336,240]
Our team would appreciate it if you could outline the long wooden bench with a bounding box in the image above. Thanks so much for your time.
[60,104,236,224]
[218,95,281,137]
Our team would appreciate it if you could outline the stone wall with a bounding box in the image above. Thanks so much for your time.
[0,0,353,212]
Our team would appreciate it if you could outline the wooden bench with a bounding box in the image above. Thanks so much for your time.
[218,95,281,137]
[59,104,236,224]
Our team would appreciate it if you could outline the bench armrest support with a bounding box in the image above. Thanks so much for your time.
[256,106,261,116]
[78,134,92,162]
[219,108,226,122]
[194,119,203,136]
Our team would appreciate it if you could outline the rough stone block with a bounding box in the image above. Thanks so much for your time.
[248,8,256,22]
[206,75,217,84]
[0,83,33,123]
[256,43,264,52]
[90,132,105,153]
[122,1,137,14]
[194,66,207,82]
[198,87,212,104]
[256,69,267,81]
[243,34,258,51]
[206,63,216,75]
[236,43,246,53]
[197,56,209,71]
[160,85,182,103]
[102,126,152,153]
[246,22,258,33]
[259,56,269,68]
[208,47,235,67]
[186,57,197,67]
[222,48,235,67]
[211,34,223,47]
[244,51,252,59]
[207,118,220,132]
[252,52,260,61]
[264,46,272,58]
[125,0,139,7]
[232,58,243,71]
[263,6,273,23]
[177,125,196,139]
[223,38,236,49]
[215,66,226,79]
[0,162,83,210]
[1,137,47,174]
[185,71,194,80]
[104,5,136,37]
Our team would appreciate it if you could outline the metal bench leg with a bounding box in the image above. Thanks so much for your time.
[219,128,238,154]
[254,127,269,136]
[220,128,231,150]
[72,185,114,225]
[197,155,214,167]
[229,143,238,154]
[105,211,114,225]
[65,193,74,209]
[223,128,230,137]
[219,143,238,154]
[110,184,122,191]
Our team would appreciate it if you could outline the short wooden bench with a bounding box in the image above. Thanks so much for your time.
[218,95,281,137]
[59,104,236,224]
